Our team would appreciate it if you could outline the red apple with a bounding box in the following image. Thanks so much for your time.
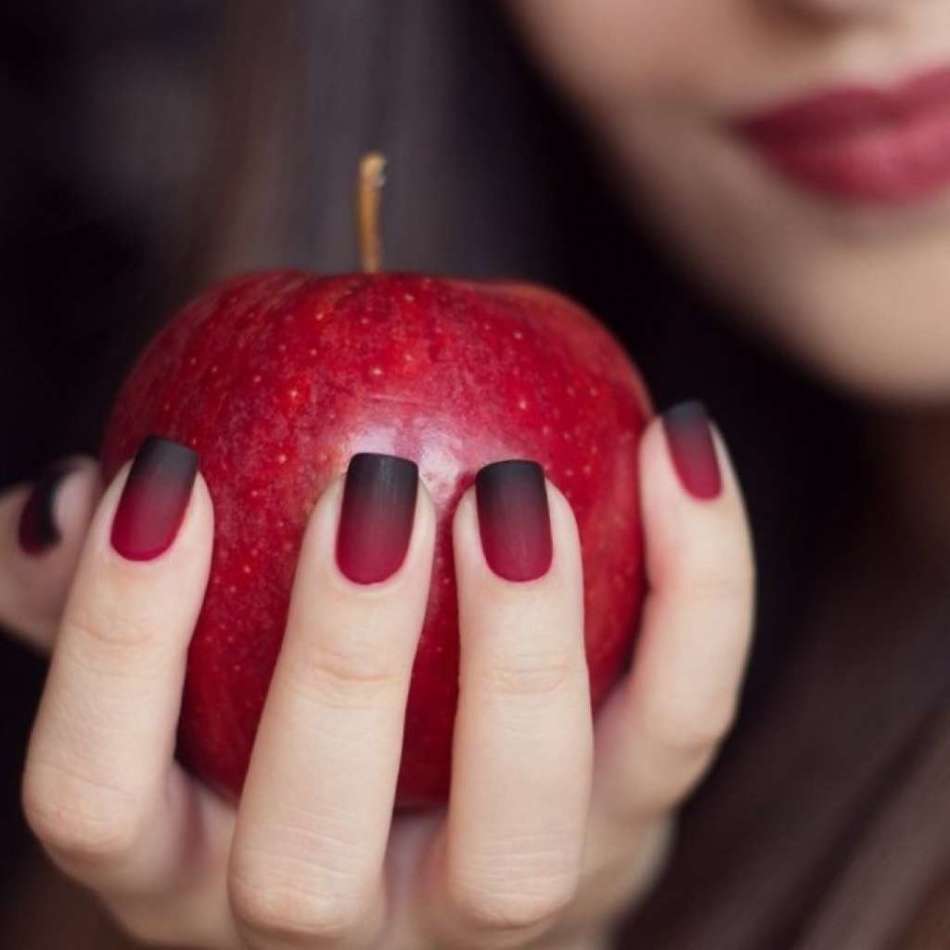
[101,271,650,805]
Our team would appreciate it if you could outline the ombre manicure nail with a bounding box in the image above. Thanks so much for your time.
[475,460,552,582]
[662,401,723,501]
[336,453,418,584]
[18,464,73,556]
[111,437,199,561]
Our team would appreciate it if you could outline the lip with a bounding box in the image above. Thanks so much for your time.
[733,66,950,204]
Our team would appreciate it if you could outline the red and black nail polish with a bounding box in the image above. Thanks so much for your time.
[336,453,418,584]
[662,401,722,501]
[111,436,199,561]
[475,460,552,582]
[18,464,74,556]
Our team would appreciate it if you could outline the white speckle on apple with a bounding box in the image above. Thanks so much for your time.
[404,293,416,303]
[517,398,528,410]
[309,348,317,357]
[252,374,262,384]
[288,388,300,399]
[513,330,524,340]
[370,367,383,377]
[315,311,326,322]
[277,453,287,464]
[242,564,252,575]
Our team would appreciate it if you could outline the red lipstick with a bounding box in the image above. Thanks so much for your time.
[734,66,950,204]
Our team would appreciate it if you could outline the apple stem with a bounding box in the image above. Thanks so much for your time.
[358,152,386,273]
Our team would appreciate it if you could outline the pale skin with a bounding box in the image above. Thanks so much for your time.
[2,416,754,950]
[11,0,950,946]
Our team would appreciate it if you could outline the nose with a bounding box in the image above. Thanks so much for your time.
[778,0,902,19]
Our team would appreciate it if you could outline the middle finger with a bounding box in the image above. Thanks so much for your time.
[229,453,435,949]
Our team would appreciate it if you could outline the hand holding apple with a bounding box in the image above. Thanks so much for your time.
[22,408,753,950]
[18,157,755,948]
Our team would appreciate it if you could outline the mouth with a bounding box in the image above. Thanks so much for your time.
[733,65,950,205]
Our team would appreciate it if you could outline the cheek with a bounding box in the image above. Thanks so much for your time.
[508,0,743,105]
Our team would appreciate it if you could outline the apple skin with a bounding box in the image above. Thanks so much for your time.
[101,271,652,806]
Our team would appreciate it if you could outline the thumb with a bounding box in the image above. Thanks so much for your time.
[0,457,101,653]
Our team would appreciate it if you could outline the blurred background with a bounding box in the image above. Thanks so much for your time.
[0,2,865,943]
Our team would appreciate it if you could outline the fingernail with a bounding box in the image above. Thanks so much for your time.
[111,436,199,561]
[476,460,552,582]
[18,464,74,556]
[336,453,418,584]
[662,401,722,501]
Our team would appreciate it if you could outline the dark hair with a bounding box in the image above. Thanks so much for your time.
[7,3,940,947]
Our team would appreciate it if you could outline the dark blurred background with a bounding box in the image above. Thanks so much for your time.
[0,0,861,905]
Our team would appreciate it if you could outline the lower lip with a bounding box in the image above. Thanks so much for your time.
[735,74,950,205]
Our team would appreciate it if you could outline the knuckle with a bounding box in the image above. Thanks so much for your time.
[646,692,738,757]
[23,763,141,869]
[230,870,365,944]
[449,876,575,934]
[677,545,755,607]
[295,637,404,708]
[480,646,578,699]
[109,906,175,947]
[61,605,163,661]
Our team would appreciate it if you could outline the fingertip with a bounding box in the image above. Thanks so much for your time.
[450,484,480,576]
[52,460,102,540]
[639,408,751,585]
[544,478,583,577]
[174,470,215,560]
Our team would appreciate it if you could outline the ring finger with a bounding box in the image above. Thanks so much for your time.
[426,461,592,948]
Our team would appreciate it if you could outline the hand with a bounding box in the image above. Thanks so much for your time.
[21,405,754,950]
[0,457,101,651]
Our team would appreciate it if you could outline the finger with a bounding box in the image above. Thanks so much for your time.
[21,437,228,914]
[0,458,101,652]
[426,462,592,948]
[592,402,755,829]
[230,453,434,950]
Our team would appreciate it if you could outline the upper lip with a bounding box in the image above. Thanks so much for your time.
[734,65,950,143]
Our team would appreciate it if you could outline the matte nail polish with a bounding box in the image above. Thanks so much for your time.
[336,453,418,584]
[475,460,552,582]
[662,401,722,501]
[111,437,199,561]
[18,464,73,556]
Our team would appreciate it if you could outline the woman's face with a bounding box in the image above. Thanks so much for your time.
[509,1,950,401]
